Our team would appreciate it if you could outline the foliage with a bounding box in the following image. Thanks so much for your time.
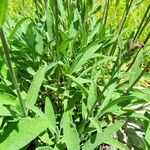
[0,0,150,150]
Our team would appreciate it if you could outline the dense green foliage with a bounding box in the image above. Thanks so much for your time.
[0,0,150,150]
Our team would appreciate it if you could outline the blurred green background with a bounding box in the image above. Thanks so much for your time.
[8,0,149,40]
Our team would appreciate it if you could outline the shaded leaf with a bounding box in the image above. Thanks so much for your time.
[66,74,88,97]
[0,117,50,150]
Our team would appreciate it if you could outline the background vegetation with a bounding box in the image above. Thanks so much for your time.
[0,0,150,150]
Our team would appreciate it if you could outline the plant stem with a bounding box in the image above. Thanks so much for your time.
[133,4,150,41]
[54,0,59,50]
[110,0,133,55]
[0,28,27,117]
[136,14,150,40]
[103,0,110,26]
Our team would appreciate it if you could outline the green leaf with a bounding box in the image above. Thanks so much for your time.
[26,65,47,106]
[106,138,129,150]
[0,0,8,27]
[36,146,53,150]
[99,83,117,114]
[8,17,30,39]
[57,38,72,55]
[66,74,88,97]
[82,120,126,150]
[87,22,100,43]
[99,96,135,116]
[145,122,150,147]
[131,88,150,102]
[89,117,102,132]
[0,92,16,106]
[0,105,15,116]
[129,0,144,12]
[0,117,50,150]
[115,0,120,7]
[0,83,14,94]
[62,112,80,150]
[35,31,43,55]
[118,35,123,50]
[71,44,102,73]
[46,3,54,41]
[129,50,143,86]
[87,81,97,111]
[58,0,66,21]
[46,61,63,72]
[45,97,56,132]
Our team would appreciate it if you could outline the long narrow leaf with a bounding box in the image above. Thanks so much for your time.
[26,65,47,106]
[62,112,80,150]
[45,97,56,132]
[71,44,102,73]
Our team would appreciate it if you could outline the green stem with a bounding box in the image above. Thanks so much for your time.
[103,0,110,26]
[135,14,150,40]
[110,0,133,55]
[118,0,133,34]
[133,4,150,41]
[144,32,150,44]
[126,62,150,93]
[0,28,27,117]
[54,0,59,50]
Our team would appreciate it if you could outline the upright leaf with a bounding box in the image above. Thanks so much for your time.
[45,97,56,132]
[129,49,143,86]
[46,3,54,41]
[87,81,97,111]
[62,112,80,150]
[26,65,47,106]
